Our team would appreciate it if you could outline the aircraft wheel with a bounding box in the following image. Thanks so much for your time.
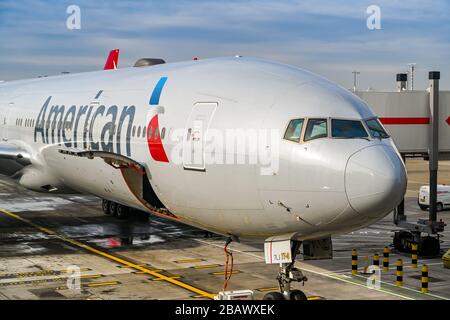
[262,292,285,300]
[437,202,444,212]
[109,202,118,216]
[116,204,130,220]
[290,289,307,300]
[102,200,111,215]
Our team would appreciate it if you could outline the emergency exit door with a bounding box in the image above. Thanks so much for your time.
[182,102,217,171]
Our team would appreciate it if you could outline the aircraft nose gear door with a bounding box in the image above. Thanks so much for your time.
[182,102,217,171]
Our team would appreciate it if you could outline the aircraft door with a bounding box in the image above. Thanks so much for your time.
[182,102,217,171]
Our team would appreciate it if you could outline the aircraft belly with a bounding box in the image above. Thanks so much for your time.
[42,146,146,210]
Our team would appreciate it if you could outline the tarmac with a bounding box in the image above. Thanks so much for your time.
[0,159,449,300]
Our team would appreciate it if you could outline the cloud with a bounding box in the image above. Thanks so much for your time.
[0,0,449,90]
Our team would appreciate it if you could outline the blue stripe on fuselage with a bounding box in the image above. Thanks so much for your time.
[149,76,168,105]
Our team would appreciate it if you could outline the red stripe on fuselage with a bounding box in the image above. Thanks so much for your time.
[147,115,169,162]
[379,117,430,125]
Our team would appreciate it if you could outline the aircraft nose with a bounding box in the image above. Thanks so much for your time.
[345,145,407,218]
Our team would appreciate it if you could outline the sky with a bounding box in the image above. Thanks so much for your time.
[1,0,449,90]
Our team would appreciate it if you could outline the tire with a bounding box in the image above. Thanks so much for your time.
[109,202,118,216]
[102,200,111,215]
[263,292,285,300]
[290,290,307,300]
[116,204,130,220]
[437,203,444,212]
[419,204,428,211]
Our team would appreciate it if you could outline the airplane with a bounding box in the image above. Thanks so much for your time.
[0,54,407,300]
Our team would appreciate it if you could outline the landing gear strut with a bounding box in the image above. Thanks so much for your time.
[263,241,308,300]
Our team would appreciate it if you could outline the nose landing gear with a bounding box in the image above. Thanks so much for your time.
[263,240,308,300]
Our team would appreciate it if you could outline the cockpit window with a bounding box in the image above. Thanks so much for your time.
[331,119,368,138]
[365,119,389,139]
[283,119,304,142]
[304,118,328,141]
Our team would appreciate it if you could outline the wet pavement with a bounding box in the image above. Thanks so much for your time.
[0,159,449,300]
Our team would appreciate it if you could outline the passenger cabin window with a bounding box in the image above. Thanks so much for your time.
[304,118,328,141]
[283,119,304,142]
[365,119,389,139]
[331,119,368,138]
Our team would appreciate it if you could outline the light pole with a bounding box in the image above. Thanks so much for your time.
[352,71,360,92]
[408,63,416,90]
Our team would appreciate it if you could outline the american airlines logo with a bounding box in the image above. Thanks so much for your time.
[34,96,135,157]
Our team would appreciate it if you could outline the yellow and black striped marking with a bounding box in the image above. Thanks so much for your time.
[351,249,358,275]
[373,253,380,267]
[411,244,418,269]
[421,264,429,294]
[383,246,390,272]
[0,207,215,299]
[396,259,403,287]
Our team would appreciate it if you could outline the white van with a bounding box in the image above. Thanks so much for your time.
[418,185,450,211]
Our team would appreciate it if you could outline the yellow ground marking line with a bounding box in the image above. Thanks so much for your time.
[256,287,279,292]
[84,281,120,287]
[80,275,103,279]
[118,264,146,268]
[151,276,181,281]
[192,264,221,269]
[133,270,162,274]
[211,270,241,276]
[0,208,215,299]
[174,259,204,263]
[307,296,322,300]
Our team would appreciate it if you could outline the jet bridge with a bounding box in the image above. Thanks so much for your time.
[355,72,449,256]
[356,89,450,158]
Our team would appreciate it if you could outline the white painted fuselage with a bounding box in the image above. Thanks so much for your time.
[0,57,407,240]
